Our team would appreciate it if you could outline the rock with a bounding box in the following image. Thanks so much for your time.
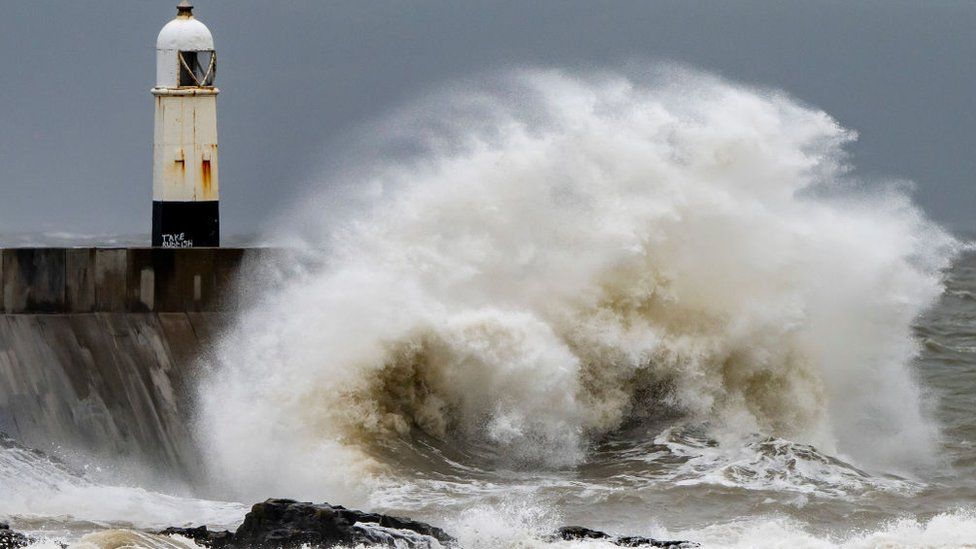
[553,525,696,548]
[157,499,703,549]
[159,525,234,548]
[160,499,455,548]
[231,499,352,548]
[0,523,33,549]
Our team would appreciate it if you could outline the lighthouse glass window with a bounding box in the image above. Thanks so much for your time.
[178,50,216,87]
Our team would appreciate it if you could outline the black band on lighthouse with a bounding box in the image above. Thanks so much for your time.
[152,201,219,247]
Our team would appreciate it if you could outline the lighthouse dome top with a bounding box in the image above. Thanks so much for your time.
[154,1,217,89]
[156,2,214,51]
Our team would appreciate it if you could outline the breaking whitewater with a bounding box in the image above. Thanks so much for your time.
[5,67,976,548]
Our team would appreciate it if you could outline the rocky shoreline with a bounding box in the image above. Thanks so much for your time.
[0,523,32,549]
[160,499,455,548]
[2,499,696,548]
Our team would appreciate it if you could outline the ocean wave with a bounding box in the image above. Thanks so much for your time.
[437,504,976,549]
[653,427,921,499]
[670,509,976,549]
[0,438,246,536]
[197,65,957,503]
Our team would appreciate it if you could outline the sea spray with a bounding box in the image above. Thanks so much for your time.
[197,66,957,503]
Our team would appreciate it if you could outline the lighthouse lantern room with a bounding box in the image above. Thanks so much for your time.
[152,0,220,247]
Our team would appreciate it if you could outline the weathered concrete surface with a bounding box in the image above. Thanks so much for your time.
[1,249,67,313]
[0,312,225,474]
[0,247,292,477]
[0,248,273,314]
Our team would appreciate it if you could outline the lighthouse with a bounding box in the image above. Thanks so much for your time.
[152,1,219,248]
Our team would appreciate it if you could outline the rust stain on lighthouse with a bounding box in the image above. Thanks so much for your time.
[201,159,212,197]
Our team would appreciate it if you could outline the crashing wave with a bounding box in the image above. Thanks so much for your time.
[198,66,956,502]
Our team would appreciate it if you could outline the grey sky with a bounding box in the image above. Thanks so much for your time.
[1,0,973,239]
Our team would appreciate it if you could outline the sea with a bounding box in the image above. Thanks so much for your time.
[2,66,976,548]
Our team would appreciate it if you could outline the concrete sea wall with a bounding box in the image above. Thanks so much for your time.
[0,248,274,477]
[0,248,263,313]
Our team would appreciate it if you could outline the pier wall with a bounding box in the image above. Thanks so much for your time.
[0,248,273,314]
[0,248,278,479]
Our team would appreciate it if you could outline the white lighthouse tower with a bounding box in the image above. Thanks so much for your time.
[152,1,220,247]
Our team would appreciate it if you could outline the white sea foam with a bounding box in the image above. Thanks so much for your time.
[197,66,957,503]
[25,531,208,549]
[2,484,246,533]
[652,427,922,498]
[442,504,976,549]
[20,510,976,549]
[0,441,246,535]
[670,509,976,549]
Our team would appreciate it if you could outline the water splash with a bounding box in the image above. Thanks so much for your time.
[0,435,246,537]
[198,66,957,503]
[653,426,921,498]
